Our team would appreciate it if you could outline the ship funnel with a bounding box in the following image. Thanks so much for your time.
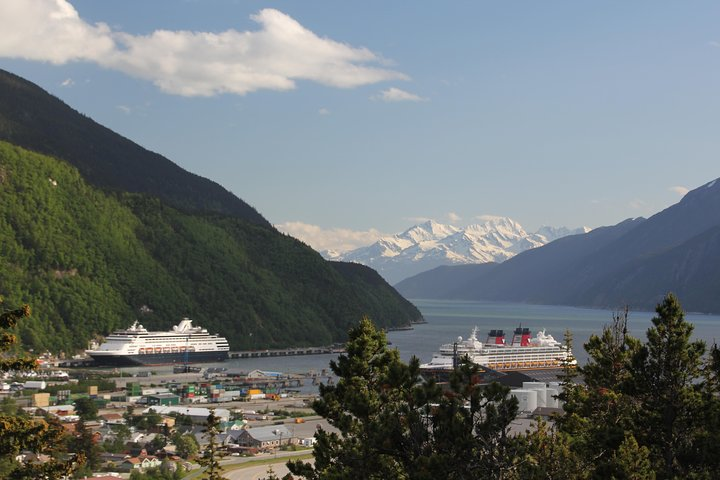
[486,329,505,345]
[511,326,532,346]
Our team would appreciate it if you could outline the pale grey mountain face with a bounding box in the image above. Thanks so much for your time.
[325,218,590,285]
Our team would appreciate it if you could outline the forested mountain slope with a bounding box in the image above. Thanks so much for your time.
[0,68,268,226]
[0,142,421,354]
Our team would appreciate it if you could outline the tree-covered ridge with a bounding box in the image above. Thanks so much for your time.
[0,141,421,354]
[0,68,269,226]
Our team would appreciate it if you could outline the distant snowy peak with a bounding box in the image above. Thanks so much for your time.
[329,218,591,284]
[399,220,460,243]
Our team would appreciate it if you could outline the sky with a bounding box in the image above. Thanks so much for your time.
[1,1,719,254]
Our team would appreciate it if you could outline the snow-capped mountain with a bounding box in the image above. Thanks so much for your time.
[326,218,590,285]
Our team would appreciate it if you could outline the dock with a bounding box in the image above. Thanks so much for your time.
[228,346,344,359]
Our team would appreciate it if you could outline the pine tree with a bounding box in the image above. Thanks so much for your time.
[630,293,705,478]
[288,316,427,479]
[287,317,522,479]
[611,433,655,480]
[0,299,84,478]
[0,300,35,372]
[197,409,228,480]
[552,307,646,478]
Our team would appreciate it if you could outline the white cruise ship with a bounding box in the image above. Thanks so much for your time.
[420,326,575,372]
[86,318,229,367]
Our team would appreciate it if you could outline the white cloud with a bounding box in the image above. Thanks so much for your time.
[373,87,425,102]
[709,41,720,48]
[116,105,132,114]
[318,108,330,115]
[0,1,407,97]
[669,185,689,196]
[60,78,74,87]
[447,212,462,224]
[275,221,386,254]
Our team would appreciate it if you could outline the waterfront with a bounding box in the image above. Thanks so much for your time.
[114,299,720,382]
[388,299,720,367]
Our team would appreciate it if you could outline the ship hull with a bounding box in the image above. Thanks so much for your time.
[88,350,229,367]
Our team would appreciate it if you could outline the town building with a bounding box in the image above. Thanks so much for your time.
[234,425,296,450]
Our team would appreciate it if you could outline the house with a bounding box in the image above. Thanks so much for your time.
[235,425,296,450]
[99,452,130,464]
[36,404,75,418]
[100,413,126,425]
[118,455,162,472]
[129,432,157,446]
[99,452,130,470]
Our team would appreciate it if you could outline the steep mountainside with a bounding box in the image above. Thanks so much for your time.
[0,142,421,353]
[0,68,269,226]
[396,179,720,313]
[331,218,589,284]
[395,263,498,300]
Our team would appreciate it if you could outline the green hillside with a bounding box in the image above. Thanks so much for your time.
[0,141,421,354]
[0,68,269,226]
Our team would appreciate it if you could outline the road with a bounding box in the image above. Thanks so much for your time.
[226,458,315,480]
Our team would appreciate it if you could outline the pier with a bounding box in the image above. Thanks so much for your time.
[229,346,344,359]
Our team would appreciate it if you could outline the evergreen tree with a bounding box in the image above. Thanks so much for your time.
[171,433,199,459]
[611,433,655,480]
[0,300,34,372]
[0,299,83,478]
[197,409,228,480]
[513,418,582,479]
[69,417,101,476]
[630,293,705,478]
[74,397,98,421]
[288,317,521,479]
[557,308,644,478]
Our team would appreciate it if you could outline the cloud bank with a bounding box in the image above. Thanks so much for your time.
[446,212,462,224]
[0,1,407,96]
[276,221,386,254]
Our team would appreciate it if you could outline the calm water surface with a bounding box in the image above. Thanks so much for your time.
[388,299,720,366]
[124,299,720,381]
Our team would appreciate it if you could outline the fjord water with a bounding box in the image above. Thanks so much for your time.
[388,299,720,366]
[210,299,720,376]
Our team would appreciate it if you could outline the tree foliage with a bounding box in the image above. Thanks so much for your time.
[554,293,713,479]
[0,141,421,354]
[73,397,98,421]
[197,409,229,480]
[171,433,199,459]
[288,317,520,479]
[284,296,720,479]
[0,299,83,478]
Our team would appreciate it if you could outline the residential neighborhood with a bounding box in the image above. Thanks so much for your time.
[1,367,327,478]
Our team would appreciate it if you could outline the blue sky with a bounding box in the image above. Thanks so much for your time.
[1,1,719,252]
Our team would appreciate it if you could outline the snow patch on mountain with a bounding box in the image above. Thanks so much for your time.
[327,218,590,284]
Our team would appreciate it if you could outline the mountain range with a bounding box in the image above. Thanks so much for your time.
[396,178,720,314]
[0,68,421,353]
[326,217,589,284]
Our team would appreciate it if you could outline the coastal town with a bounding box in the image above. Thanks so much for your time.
[2,363,337,478]
[3,343,573,479]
